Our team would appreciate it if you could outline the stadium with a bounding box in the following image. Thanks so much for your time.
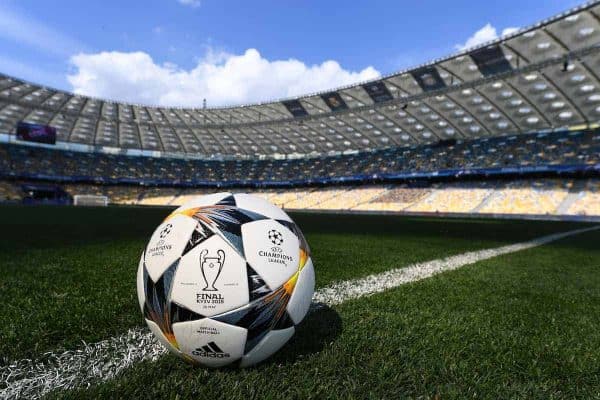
[2,0,600,398]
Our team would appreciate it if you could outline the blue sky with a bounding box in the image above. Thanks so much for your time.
[0,0,581,106]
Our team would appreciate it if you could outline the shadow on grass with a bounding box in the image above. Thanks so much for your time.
[266,302,342,366]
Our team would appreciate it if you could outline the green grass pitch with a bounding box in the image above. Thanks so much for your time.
[1,205,599,399]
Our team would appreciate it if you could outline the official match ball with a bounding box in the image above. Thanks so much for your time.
[136,193,315,367]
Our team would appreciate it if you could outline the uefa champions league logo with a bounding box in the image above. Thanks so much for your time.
[258,229,293,266]
[148,223,173,257]
[159,224,172,238]
[268,229,283,246]
[200,249,225,291]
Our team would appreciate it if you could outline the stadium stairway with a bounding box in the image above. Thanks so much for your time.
[556,181,588,214]
[471,185,501,213]
[566,180,600,216]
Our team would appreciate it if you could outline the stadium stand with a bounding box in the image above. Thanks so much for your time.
[73,178,600,214]
[476,180,572,214]
[0,123,599,216]
[1,2,600,158]
[0,2,599,217]
[1,128,598,186]
[405,182,495,213]
[63,184,106,197]
[357,186,433,211]
[137,188,180,206]
[314,186,386,210]
[1,178,595,218]
[0,181,21,202]
[257,189,315,209]
[565,179,600,215]
[103,186,144,205]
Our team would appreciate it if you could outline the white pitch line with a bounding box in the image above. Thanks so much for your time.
[314,225,600,306]
[1,225,598,400]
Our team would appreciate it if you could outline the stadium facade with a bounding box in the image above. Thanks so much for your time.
[0,1,599,216]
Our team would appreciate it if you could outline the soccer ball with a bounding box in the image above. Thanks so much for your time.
[136,193,315,367]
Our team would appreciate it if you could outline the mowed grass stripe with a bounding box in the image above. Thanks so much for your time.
[0,206,582,363]
[47,227,600,400]
[3,226,596,400]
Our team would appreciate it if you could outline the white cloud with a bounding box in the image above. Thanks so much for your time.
[0,4,87,57]
[67,48,380,107]
[501,27,520,37]
[455,23,520,51]
[178,0,201,8]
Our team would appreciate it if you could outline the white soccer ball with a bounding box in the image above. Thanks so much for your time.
[136,193,315,367]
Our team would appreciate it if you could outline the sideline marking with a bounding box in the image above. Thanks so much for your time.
[2,225,598,399]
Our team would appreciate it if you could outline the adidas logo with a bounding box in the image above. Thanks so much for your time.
[192,341,231,358]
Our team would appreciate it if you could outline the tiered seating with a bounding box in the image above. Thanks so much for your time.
[316,186,387,210]
[1,129,599,185]
[0,181,20,201]
[104,186,144,205]
[477,180,571,215]
[248,189,279,203]
[2,2,600,158]
[6,179,597,216]
[406,183,494,213]
[171,188,221,206]
[355,186,431,211]
[566,181,600,216]
[285,187,349,209]
[139,188,180,206]
[264,189,314,209]
[64,184,106,197]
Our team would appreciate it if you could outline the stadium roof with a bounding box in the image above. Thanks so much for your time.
[1,1,600,158]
